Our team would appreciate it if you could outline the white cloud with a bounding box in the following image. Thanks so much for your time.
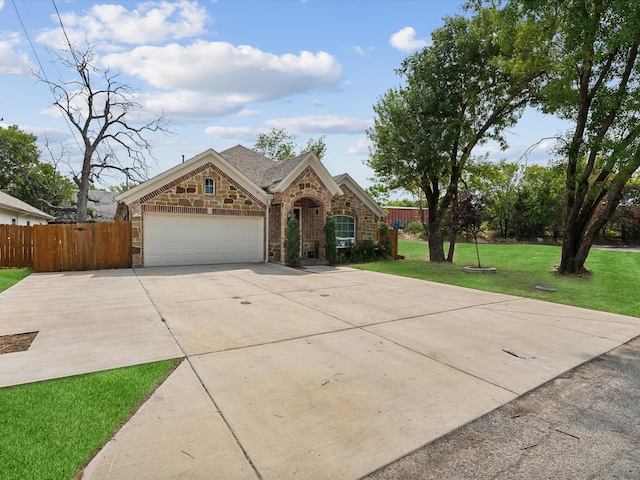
[353,45,374,56]
[99,41,341,119]
[37,0,208,48]
[204,126,255,141]
[0,1,4,11]
[347,137,371,155]
[536,139,556,150]
[236,109,261,117]
[139,90,245,123]
[0,33,35,75]
[389,27,427,53]
[103,41,341,95]
[265,115,371,135]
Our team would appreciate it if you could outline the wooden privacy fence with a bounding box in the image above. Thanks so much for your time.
[33,222,132,272]
[0,225,34,268]
[0,222,132,272]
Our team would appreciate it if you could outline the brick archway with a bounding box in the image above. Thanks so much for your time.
[291,196,326,262]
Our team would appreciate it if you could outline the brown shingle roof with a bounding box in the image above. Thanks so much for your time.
[219,145,310,191]
[219,145,275,185]
[259,153,308,189]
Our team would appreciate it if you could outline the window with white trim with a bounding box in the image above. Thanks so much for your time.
[335,215,355,247]
[204,178,215,195]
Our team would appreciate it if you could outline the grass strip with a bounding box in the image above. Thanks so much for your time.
[355,241,640,318]
[0,268,31,293]
[0,359,181,480]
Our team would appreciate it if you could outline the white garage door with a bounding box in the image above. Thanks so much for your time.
[144,213,264,266]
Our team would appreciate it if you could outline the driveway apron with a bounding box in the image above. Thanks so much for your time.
[79,263,640,480]
[0,269,183,388]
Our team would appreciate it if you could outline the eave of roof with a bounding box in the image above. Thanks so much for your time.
[333,173,386,217]
[268,153,343,196]
[0,191,54,220]
[115,148,270,205]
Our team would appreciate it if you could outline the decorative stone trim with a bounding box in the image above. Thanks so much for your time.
[142,204,265,217]
[139,162,265,209]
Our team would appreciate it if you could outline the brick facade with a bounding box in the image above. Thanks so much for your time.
[123,159,382,267]
[269,166,333,263]
[331,184,379,242]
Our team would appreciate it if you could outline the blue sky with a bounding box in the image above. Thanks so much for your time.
[0,0,567,194]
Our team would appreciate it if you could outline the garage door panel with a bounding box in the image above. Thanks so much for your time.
[144,213,263,266]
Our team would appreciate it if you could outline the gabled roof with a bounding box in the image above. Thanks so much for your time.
[265,152,343,196]
[0,191,54,220]
[115,148,271,205]
[115,146,366,207]
[218,146,342,195]
[333,173,387,217]
[219,145,274,185]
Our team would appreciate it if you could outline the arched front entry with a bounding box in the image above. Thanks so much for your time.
[290,196,326,263]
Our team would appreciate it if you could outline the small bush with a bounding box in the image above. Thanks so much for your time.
[404,221,426,237]
[285,216,301,267]
[377,222,392,259]
[324,215,338,265]
[337,239,387,264]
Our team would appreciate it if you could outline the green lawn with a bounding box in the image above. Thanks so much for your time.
[355,240,640,318]
[0,269,182,480]
[0,268,31,293]
[0,359,181,480]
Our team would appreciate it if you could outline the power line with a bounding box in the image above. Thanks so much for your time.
[10,0,83,153]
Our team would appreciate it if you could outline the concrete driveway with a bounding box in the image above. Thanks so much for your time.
[2,264,640,479]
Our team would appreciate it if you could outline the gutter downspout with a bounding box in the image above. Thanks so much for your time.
[264,197,271,263]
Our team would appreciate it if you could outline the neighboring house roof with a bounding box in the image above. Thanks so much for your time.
[333,173,387,218]
[0,191,54,220]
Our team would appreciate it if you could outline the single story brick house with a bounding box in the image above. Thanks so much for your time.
[115,145,386,267]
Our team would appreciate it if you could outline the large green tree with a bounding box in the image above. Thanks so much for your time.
[523,0,640,273]
[367,3,550,261]
[254,128,327,161]
[466,159,520,238]
[512,164,565,239]
[0,125,74,213]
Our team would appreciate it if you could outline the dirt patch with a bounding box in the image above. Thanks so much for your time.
[0,332,38,355]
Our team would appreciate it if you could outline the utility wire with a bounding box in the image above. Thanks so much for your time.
[11,0,83,154]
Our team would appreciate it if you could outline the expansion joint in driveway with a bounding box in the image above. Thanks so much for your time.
[362,326,521,396]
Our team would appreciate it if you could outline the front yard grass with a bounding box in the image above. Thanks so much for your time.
[0,359,181,480]
[355,240,640,318]
[0,268,31,293]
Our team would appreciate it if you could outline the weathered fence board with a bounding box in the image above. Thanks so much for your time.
[0,225,34,268]
[378,227,399,260]
[32,222,132,273]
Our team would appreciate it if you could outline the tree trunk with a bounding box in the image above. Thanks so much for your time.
[76,158,92,223]
[446,229,456,262]
[560,180,626,274]
[559,224,595,274]
[428,222,446,262]
[422,181,448,262]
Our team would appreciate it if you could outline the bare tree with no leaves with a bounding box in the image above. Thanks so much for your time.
[35,43,170,222]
